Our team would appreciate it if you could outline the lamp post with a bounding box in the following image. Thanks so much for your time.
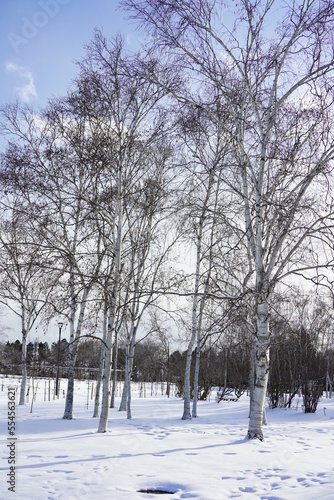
[55,322,63,397]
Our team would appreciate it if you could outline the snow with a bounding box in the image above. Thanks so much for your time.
[1,377,334,499]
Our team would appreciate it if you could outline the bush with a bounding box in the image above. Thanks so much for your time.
[302,380,323,413]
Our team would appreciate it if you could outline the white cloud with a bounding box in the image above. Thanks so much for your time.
[5,61,38,102]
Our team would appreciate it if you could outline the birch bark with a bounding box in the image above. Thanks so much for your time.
[19,328,27,406]
[110,326,119,409]
[93,302,108,418]
[98,167,123,433]
[182,156,216,420]
[248,300,270,440]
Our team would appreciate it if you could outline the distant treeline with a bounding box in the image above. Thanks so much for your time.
[1,327,333,409]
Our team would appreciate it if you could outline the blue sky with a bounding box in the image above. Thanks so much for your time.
[0,0,140,110]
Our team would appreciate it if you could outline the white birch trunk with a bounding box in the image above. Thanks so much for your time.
[182,340,195,420]
[119,344,129,412]
[63,339,78,419]
[182,231,201,420]
[248,301,270,440]
[110,327,119,408]
[97,309,114,432]
[63,288,88,419]
[93,304,108,418]
[93,342,105,418]
[98,168,123,433]
[191,245,214,418]
[63,260,77,419]
[126,333,136,419]
[98,256,122,431]
[191,169,217,418]
[119,332,136,416]
[19,330,27,406]
[192,345,200,418]
[126,376,132,420]
[119,270,140,416]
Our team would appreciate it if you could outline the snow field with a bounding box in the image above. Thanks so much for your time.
[1,376,334,499]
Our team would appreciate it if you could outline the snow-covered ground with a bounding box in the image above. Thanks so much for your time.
[1,376,333,499]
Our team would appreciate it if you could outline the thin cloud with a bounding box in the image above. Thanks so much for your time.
[6,62,38,102]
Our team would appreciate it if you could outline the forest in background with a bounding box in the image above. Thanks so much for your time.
[1,293,333,414]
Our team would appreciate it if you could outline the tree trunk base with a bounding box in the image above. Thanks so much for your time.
[181,413,192,420]
[247,430,264,441]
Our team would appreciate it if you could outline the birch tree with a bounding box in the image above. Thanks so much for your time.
[44,99,107,420]
[122,0,334,439]
[175,100,233,419]
[72,30,177,432]
[0,101,106,419]
[118,138,177,419]
[0,200,53,405]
